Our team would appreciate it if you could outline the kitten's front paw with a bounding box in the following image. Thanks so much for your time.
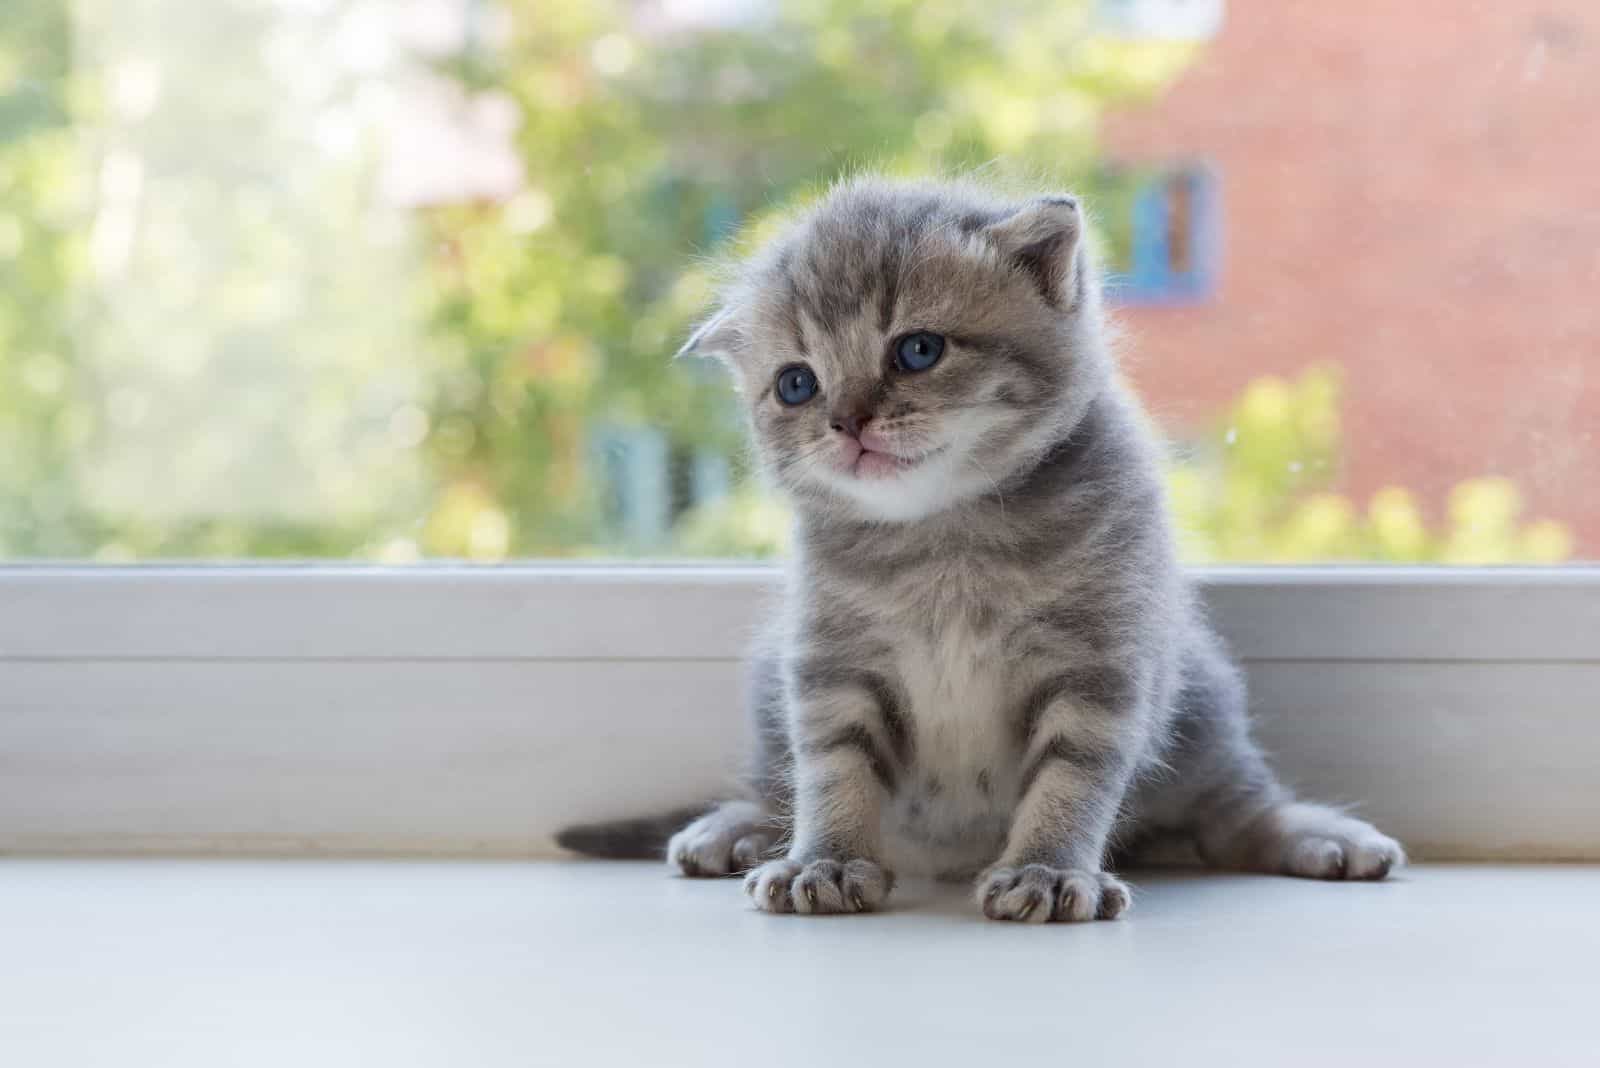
[977,864,1131,923]
[744,858,894,915]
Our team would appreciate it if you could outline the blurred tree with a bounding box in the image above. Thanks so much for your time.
[3,0,437,558]
[417,0,1196,556]
[1165,366,1572,564]
[0,0,83,555]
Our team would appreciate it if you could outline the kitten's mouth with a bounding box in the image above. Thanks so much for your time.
[845,443,944,479]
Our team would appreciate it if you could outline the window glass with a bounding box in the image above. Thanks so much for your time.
[1,1,1591,562]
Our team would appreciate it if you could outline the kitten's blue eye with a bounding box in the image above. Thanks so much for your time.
[894,331,945,372]
[775,364,819,406]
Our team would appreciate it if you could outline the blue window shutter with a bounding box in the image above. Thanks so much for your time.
[1130,179,1172,295]
[1109,162,1222,306]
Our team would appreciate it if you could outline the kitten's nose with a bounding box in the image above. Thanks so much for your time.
[829,406,872,439]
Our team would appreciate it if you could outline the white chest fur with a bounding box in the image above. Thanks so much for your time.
[896,618,1012,775]
[882,613,1020,876]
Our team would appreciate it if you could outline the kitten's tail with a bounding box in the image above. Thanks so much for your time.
[553,805,709,859]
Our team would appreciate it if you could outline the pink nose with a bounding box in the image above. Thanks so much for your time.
[830,409,872,438]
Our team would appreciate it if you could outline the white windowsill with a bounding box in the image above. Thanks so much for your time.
[1,857,1595,1066]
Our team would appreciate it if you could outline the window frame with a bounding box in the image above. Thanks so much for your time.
[2,564,1597,859]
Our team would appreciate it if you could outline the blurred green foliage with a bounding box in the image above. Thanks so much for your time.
[1169,367,1573,564]
[2,0,432,559]
[0,0,79,555]
[421,0,1194,557]
[0,1,1575,564]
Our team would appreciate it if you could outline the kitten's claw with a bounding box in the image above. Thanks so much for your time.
[977,864,1130,923]
[746,857,894,915]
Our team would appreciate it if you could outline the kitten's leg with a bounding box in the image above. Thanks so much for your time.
[976,671,1146,923]
[1152,635,1405,880]
[745,670,905,915]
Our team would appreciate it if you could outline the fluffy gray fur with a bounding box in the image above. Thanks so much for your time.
[559,176,1403,922]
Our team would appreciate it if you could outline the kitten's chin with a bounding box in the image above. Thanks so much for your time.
[812,450,985,523]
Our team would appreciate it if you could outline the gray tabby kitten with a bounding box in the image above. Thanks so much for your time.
[559,177,1403,922]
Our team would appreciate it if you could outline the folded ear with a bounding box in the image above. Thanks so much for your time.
[674,304,744,362]
[984,195,1084,309]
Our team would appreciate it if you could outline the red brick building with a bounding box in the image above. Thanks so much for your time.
[1101,1,1600,554]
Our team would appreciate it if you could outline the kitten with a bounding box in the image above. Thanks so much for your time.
[558,176,1404,921]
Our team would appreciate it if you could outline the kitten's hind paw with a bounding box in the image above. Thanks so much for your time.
[1230,802,1406,881]
[667,801,774,877]
[744,858,894,915]
[977,865,1131,923]
[1282,832,1403,880]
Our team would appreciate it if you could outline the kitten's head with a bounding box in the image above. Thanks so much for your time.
[682,177,1113,522]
